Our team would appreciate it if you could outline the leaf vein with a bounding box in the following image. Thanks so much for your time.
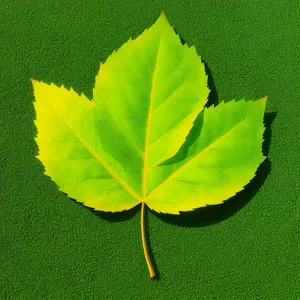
[48,104,141,202]
[145,119,246,199]
[142,35,162,198]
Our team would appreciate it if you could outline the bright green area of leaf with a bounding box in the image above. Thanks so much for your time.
[92,13,209,198]
[146,98,266,214]
[33,82,139,212]
[32,13,266,216]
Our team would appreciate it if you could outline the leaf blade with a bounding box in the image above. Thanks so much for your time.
[92,13,209,198]
[145,97,267,214]
[32,80,140,211]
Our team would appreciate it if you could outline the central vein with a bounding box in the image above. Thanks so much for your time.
[142,37,162,199]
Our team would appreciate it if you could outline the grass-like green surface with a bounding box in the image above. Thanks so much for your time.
[0,1,299,299]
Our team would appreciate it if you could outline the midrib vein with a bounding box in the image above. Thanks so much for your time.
[49,104,141,202]
[142,37,162,199]
[145,119,246,200]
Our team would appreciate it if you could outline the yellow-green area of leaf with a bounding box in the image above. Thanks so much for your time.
[31,11,267,279]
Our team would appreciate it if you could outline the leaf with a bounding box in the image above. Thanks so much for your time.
[31,11,267,279]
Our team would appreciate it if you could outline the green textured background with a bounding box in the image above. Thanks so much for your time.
[1,0,299,299]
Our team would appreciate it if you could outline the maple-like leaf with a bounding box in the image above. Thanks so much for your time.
[31,11,267,279]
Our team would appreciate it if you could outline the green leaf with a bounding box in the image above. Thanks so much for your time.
[31,11,267,279]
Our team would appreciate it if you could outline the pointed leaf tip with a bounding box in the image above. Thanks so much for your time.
[159,10,169,23]
[30,78,38,87]
[263,96,268,102]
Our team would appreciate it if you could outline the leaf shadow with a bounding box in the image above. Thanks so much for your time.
[69,198,141,223]
[203,61,219,108]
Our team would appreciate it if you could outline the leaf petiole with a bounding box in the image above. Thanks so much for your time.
[141,202,156,279]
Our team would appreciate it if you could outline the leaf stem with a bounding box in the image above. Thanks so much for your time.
[141,202,156,279]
